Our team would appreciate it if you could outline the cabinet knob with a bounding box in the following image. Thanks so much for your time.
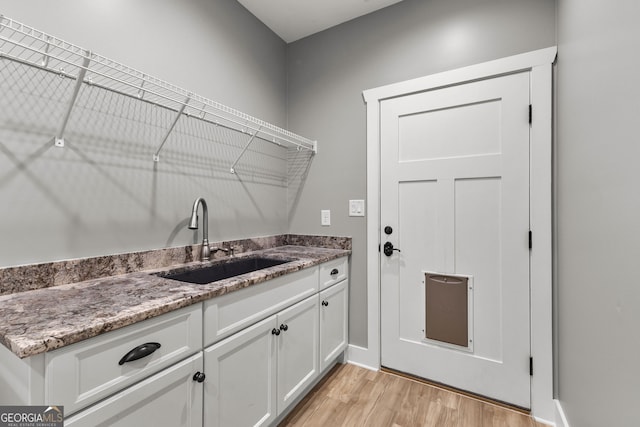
[272,328,281,336]
[279,324,288,331]
[322,300,329,307]
[193,372,206,383]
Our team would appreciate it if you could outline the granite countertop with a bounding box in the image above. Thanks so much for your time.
[0,245,350,359]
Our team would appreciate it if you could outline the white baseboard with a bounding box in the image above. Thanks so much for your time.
[554,399,570,427]
[346,344,379,371]
[534,415,556,426]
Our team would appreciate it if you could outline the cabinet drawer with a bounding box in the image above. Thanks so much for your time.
[319,257,348,290]
[65,352,203,427]
[45,304,202,416]
[204,267,318,346]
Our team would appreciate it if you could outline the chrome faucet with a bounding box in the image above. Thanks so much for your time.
[188,197,210,261]
[188,197,232,261]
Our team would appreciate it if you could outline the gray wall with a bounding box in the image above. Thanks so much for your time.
[286,0,556,347]
[0,0,288,267]
[556,0,640,425]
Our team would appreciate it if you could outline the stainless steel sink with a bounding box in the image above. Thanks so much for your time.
[155,256,292,285]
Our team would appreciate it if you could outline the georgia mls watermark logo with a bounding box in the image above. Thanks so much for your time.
[0,406,63,427]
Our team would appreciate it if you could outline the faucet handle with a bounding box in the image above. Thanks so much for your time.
[209,245,235,257]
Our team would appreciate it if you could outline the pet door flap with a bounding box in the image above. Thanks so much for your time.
[424,273,470,348]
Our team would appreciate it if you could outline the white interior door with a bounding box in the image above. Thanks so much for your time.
[380,72,531,408]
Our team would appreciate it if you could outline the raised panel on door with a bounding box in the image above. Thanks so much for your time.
[319,280,348,371]
[204,315,277,427]
[276,295,319,414]
[65,352,203,427]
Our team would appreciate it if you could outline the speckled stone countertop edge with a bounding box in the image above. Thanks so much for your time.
[0,245,350,359]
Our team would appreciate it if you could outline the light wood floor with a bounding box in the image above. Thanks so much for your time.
[279,363,547,427]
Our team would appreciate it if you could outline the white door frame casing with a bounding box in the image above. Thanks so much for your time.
[350,47,557,423]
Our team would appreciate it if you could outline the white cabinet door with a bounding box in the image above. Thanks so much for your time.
[319,280,348,371]
[204,315,278,427]
[276,295,319,415]
[65,352,203,427]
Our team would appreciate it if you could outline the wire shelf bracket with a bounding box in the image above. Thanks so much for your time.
[230,126,262,174]
[41,35,52,67]
[53,50,91,148]
[153,94,192,162]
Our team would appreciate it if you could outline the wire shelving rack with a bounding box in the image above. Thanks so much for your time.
[0,15,317,172]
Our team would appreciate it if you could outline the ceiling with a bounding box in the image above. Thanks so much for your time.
[237,0,406,43]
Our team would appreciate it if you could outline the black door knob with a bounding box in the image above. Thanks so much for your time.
[280,324,288,331]
[383,242,401,257]
[193,372,206,383]
[322,300,329,307]
[272,328,281,336]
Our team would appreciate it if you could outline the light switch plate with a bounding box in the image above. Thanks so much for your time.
[321,209,331,226]
[349,200,365,217]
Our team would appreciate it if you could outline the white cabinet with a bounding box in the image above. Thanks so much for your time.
[276,295,319,413]
[204,267,318,346]
[204,316,278,427]
[0,304,203,417]
[203,295,319,426]
[46,304,202,415]
[0,256,349,427]
[319,279,349,372]
[65,352,203,427]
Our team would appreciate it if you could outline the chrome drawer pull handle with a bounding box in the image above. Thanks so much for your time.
[118,342,161,365]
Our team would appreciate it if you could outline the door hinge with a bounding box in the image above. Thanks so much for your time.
[528,230,532,250]
[530,357,534,376]
[529,104,532,125]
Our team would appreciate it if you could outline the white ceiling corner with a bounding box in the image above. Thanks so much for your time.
[237,0,405,43]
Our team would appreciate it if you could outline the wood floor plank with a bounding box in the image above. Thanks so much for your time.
[457,396,483,427]
[341,370,389,426]
[279,364,542,427]
[482,404,537,427]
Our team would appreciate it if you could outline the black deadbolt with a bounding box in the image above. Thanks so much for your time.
[384,226,393,235]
